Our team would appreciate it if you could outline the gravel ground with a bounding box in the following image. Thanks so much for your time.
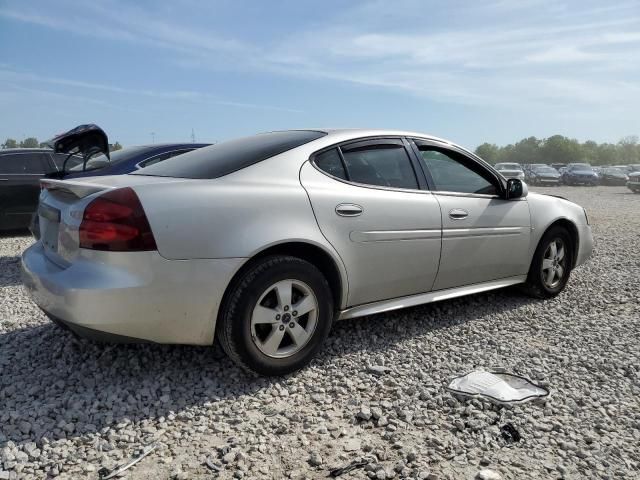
[1,186,639,480]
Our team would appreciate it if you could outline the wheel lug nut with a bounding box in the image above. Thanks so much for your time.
[284,306,289,311]
[276,314,281,320]
[289,322,295,328]
[279,325,285,331]
[292,311,298,316]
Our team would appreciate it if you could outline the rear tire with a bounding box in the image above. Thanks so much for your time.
[523,226,573,299]
[216,255,334,376]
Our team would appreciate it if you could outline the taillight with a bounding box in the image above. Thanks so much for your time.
[79,187,157,251]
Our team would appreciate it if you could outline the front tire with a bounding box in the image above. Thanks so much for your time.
[523,227,573,299]
[216,255,334,376]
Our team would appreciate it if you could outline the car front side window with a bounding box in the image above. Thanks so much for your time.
[416,145,498,195]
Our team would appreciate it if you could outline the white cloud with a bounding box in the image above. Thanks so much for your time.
[1,0,639,115]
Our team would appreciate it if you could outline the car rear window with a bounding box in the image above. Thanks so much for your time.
[133,130,327,179]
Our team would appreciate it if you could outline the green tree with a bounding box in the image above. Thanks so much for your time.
[20,137,39,148]
[581,140,600,165]
[617,135,639,164]
[2,138,18,149]
[474,143,501,164]
[541,135,582,165]
[597,143,618,165]
[511,136,542,165]
[109,142,123,152]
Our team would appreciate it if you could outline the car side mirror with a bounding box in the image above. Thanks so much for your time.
[505,178,528,199]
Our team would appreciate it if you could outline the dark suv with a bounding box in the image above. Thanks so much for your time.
[0,149,83,231]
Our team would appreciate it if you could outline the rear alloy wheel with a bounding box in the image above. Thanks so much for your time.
[217,255,333,376]
[250,279,319,359]
[523,226,573,298]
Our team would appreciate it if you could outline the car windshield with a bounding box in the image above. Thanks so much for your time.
[69,146,152,172]
[570,163,592,170]
[534,166,556,173]
[495,163,521,170]
[605,168,624,174]
[133,130,327,179]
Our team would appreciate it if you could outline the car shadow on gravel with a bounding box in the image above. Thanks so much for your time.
[0,287,540,448]
[0,256,23,287]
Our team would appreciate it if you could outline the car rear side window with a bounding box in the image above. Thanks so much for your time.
[314,148,347,180]
[341,144,419,189]
[133,131,327,179]
[0,153,50,174]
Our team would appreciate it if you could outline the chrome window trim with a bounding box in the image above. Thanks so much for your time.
[433,190,501,200]
[135,149,193,170]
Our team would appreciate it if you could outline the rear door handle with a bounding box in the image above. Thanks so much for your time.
[449,208,469,220]
[335,203,363,217]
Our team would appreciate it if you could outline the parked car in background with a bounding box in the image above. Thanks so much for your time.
[1,124,210,231]
[626,171,640,193]
[0,148,83,230]
[22,128,593,375]
[527,165,561,186]
[562,164,599,186]
[599,167,628,186]
[551,163,566,172]
[613,164,640,176]
[494,162,525,180]
[64,143,211,179]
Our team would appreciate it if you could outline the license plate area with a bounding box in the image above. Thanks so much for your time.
[39,204,61,252]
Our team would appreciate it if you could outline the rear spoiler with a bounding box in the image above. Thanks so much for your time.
[40,179,114,199]
[46,124,110,161]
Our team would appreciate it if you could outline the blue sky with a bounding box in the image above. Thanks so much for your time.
[0,0,639,149]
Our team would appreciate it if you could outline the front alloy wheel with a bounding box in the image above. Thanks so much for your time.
[541,238,568,289]
[524,226,573,298]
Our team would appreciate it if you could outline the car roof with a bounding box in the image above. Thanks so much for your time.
[0,148,52,153]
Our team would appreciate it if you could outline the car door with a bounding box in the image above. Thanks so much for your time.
[299,138,442,307]
[409,139,531,290]
[0,152,52,229]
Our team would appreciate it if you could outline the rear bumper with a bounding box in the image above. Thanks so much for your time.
[21,242,244,345]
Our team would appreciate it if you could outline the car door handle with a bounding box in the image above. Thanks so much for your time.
[449,208,469,220]
[335,204,363,217]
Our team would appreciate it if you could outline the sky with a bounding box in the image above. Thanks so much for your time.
[0,0,639,149]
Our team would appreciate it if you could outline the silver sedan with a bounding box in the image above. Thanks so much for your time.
[22,129,593,375]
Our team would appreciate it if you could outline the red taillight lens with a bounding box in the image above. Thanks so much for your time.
[79,187,157,251]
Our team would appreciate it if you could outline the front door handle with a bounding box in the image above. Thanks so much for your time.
[449,208,469,220]
[335,203,363,217]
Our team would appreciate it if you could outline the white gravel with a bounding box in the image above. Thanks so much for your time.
[1,186,639,480]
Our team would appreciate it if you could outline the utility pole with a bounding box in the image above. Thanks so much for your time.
[191,128,196,143]
[150,132,155,144]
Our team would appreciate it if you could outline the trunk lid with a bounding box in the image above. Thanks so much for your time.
[45,124,110,178]
[36,175,185,266]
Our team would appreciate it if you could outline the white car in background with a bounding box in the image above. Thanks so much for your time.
[495,162,525,181]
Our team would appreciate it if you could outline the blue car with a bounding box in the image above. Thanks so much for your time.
[64,143,211,179]
[562,163,599,186]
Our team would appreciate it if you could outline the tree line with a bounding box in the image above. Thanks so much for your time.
[475,135,640,166]
[1,137,123,151]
